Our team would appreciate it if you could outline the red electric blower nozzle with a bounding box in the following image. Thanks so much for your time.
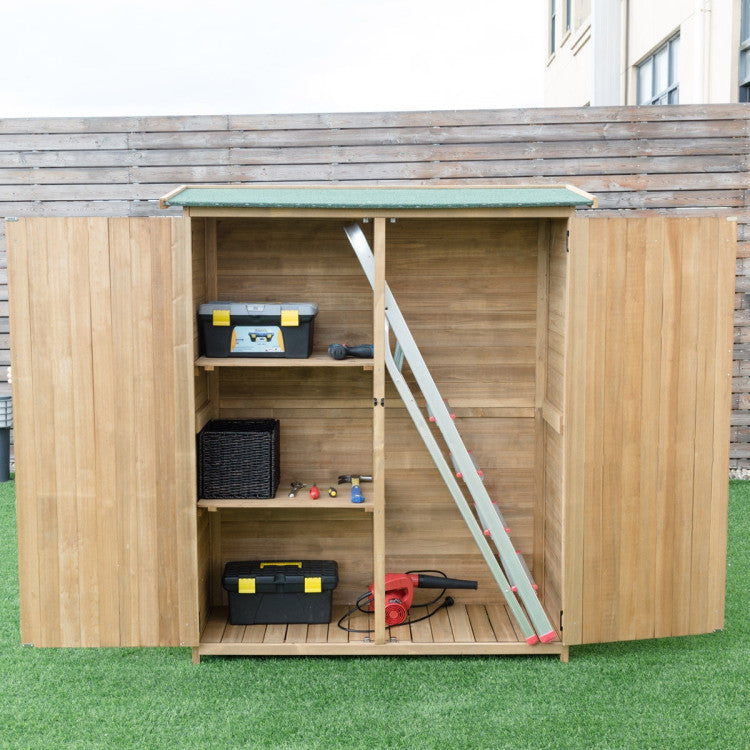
[367,573,478,626]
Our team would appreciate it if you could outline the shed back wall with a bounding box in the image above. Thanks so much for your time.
[1,104,748,469]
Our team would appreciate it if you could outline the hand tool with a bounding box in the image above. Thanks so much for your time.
[327,343,374,360]
[309,485,320,499]
[288,482,306,498]
[337,474,373,484]
[350,477,364,504]
[337,474,372,504]
[327,486,337,497]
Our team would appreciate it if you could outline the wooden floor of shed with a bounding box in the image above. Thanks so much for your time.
[194,604,566,660]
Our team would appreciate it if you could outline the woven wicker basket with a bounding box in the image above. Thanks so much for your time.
[198,419,280,499]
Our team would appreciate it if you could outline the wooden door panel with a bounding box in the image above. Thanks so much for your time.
[8,217,197,647]
[564,216,734,645]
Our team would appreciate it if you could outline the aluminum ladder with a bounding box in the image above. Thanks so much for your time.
[344,223,556,645]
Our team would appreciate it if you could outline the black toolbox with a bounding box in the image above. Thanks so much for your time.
[198,302,318,358]
[222,560,338,625]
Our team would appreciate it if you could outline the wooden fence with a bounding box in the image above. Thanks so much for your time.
[1,104,748,469]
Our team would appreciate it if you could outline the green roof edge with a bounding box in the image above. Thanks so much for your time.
[162,186,595,209]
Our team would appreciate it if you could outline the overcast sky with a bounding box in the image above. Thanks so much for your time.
[1,1,546,118]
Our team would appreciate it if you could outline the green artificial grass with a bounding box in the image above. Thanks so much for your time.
[0,481,748,749]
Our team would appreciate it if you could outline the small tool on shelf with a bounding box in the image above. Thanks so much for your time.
[288,482,306,498]
[338,474,372,504]
[327,343,374,360]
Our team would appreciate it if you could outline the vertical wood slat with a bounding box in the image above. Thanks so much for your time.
[707,219,735,629]
[172,215,200,646]
[89,217,120,645]
[541,221,568,627]
[561,216,589,645]
[616,219,645,640]
[372,217,386,646]
[636,218,664,639]
[688,219,718,635]
[67,218,98,646]
[600,218,627,642]
[7,220,40,644]
[151,219,179,645]
[653,219,681,638]
[579,219,608,644]
[203,219,220,423]
[26,218,61,646]
[7,217,197,647]
[132,218,159,645]
[110,218,139,644]
[569,217,734,645]
[533,221,549,593]
[672,220,700,636]
[48,218,81,646]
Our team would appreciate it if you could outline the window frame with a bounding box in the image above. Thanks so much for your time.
[550,0,557,55]
[636,35,680,105]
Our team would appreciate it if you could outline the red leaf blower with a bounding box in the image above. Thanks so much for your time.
[368,572,478,626]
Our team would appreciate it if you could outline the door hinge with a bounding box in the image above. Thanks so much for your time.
[560,610,564,632]
[566,230,570,253]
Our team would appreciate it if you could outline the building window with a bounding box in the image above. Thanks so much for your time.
[741,0,750,102]
[550,0,556,54]
[637,35,680,105]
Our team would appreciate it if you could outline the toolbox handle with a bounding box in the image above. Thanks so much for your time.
[260,561,302,569]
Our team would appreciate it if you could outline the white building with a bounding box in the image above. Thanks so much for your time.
[545,0,750,106]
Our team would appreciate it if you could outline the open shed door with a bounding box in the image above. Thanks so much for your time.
[7,217,198,647]
[563,216,735,645]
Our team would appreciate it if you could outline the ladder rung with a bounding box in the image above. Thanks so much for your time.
[468,452,484,477]
[474,501,510,537]
[450,451,483,480]
[425,399,455,422]
[394,342,405,372]
[474,503,492,536]
[502,559,519,593]
[515,551,538,591]
[493,503,510,534]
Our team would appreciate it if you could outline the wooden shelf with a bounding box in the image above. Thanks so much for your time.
[195,354,374,369]
[198,496,374,511]
[195,604,565,659]
[198,478,377,511]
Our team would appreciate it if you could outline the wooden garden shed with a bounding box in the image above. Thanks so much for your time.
[6,184,735,661]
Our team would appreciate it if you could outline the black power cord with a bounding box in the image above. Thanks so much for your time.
[337,570,456,633]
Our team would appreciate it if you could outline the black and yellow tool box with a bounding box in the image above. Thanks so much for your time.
[198,302,318,358]
[222,560,338,625]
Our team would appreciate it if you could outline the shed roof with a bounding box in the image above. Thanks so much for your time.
[160,185,596,210]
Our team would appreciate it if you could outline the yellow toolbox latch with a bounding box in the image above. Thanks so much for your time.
[213,309,231,327]
[304,577,322,593]
[281,309,299,327]
[238,578,256,594]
